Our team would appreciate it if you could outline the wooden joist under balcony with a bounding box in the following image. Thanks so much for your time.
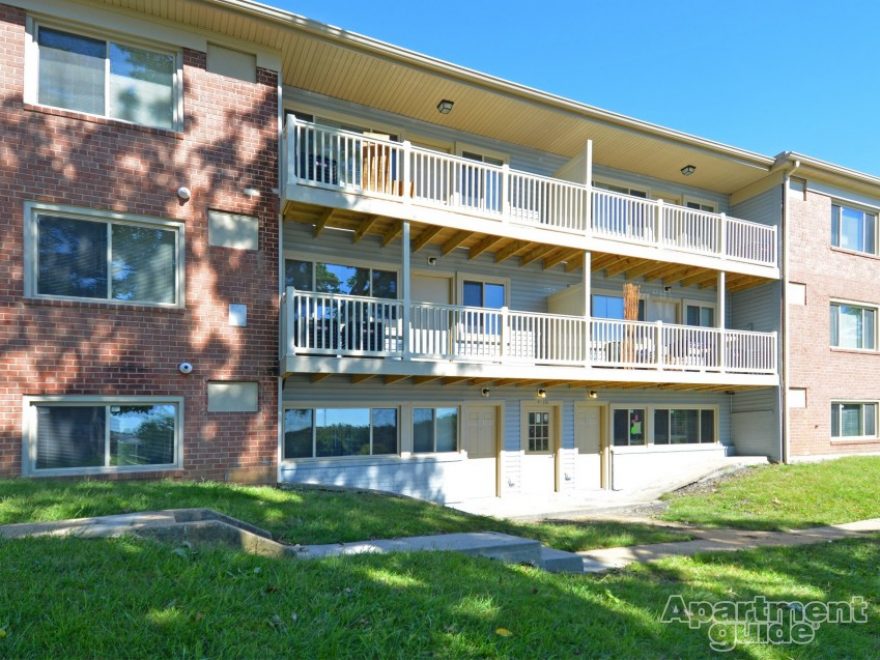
[285,201,771,291]
[284,372,761,393]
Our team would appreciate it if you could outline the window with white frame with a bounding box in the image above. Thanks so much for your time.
[413,407,458,453]
[593,181,648,198]
[285,259,397,299]
[686,201,716,213]
[654,408,716,444]
[27,399,180,474]
[612,408,646,446]
[831,203,877,255]
[283,407,398,459]
[29,207,181,306]
[526,410,551,452]
[831,402,877,439]
[685,303,716,328]
[33,24,179,130]
[830,302,876,350]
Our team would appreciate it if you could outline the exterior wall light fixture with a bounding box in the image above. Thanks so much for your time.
[436,99,454,114]
[680,164,696,176]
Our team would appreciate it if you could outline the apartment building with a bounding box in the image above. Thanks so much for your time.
[0,0,872,502]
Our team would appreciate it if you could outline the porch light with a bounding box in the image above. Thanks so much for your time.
[536,388,547,400]
[436,99,455,115]
[481,387,491,398]
[588,390,598,399]
[680,164,696,176]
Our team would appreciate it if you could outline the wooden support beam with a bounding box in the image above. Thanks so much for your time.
[543,248,580,271]
[625,259,667,279]
[441,230,473,255]
[313,208,335,238]
[590,253,617,271]
[384,375,409,384]
[412,376,441,385]
[698,273,722,288]
[469,235,506,260]
[350,374,374,384]
[310,373,331,383]
[491,379,519,387]
[440,376,472,385]
[381,222,403,247]
[495,240,528,263]
[412,225,444,252]
[605,257,638,278]
[352,215,381,243]
[519,244,555,268]
[680,269,715,287]
[564,253,585,273]
[661,266,698,285]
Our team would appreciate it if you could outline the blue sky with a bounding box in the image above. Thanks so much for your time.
[274,0,878,175]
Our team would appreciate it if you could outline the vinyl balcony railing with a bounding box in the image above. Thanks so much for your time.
[285,118,779,268]
[281,288,778,375]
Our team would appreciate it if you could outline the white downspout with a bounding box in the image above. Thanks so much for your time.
[781,159,800,464]
[276,77,286,485]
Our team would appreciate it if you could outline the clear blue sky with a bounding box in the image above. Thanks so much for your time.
[273,0,878,175]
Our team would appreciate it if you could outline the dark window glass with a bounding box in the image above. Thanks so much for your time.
[36,406,105,469]
[284,409,313,458]
[371,408,398,454]
[654,409,669,444]
[700,409,715,444]
[37,215,108,298]
[463,281,482,307]
[371,269,398,299]
[285,259,313,290]
[435,408,458,452]
[628,409,645,445]
[315,263,370,296]
[413,408,434,453]
[111,224,176,303]
[670,409,699,444]
[109,404,175,465]
[613,409,628,446]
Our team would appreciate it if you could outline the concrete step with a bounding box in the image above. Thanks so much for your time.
[539,546,586,573]
[299,532,543,565]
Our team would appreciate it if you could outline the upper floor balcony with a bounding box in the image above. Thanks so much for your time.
[283,118,779,276]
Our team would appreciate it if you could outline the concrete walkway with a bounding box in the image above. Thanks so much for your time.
[578,518,880,573]
[3,508,878,574]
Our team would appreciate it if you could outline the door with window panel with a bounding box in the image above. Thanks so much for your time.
[520,406,557,494]
[459,152,504,214]
[458,280,506,360]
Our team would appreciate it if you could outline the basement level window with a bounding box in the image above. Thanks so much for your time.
[30,23,180,130]
[25,398,181,475]
[831,402,877,439]
[283,408,399,459]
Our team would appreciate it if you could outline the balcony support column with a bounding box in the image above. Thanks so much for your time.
[584,140,593,237]
[402,221,411,360]
[583,250,591,367]
[718,271,726,372]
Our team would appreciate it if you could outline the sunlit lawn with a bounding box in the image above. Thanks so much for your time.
[0,534,874,658]
[0,479,686,552]
[662,456,880,530]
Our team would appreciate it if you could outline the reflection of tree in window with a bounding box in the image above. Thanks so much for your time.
[37,216,107,298]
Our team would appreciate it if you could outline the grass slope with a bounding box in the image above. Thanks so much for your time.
[0,535,875,658]
[0,479,685,552]
[662,456,880,530]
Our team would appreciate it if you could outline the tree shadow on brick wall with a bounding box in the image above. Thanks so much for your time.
[0,75,280,479]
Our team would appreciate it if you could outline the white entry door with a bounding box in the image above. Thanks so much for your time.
[462,405,498,498]
[574,405,603,491]
[520,405,557,494]
[411,274,452,357]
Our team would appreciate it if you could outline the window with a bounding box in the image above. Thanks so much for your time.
[830,302,876,350]
[413,407,458,453]
[29,208,181,306]
[284,259,397,299]
[654,408,716,444]
[34,25,178,130]
[831,402,877,439]
[593,181,648,198]
[526,411,551,452]
[283,407,398,459]
[27,399,180,474]
[462,280,505,309]
[591,294,645,321]
[686,201,716,212]
[686,303,716,328]
[831,204,877,255]
[612,408,645,446]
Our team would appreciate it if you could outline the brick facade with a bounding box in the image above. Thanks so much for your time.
[0,4,280,480]
[787,187,880,456]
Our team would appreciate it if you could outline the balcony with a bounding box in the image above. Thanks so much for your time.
[280,289,778,385]
[284,118,778,272]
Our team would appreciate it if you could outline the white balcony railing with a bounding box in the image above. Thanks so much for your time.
[282,288,777,376]
[285,118,779,268]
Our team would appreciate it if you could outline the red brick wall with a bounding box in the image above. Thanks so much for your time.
[787,186,880,457]
[0,4,280,480]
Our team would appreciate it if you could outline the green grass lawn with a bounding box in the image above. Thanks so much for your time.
[0,479,686,552]
[0,534,875,658]
[661,456,880,530]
